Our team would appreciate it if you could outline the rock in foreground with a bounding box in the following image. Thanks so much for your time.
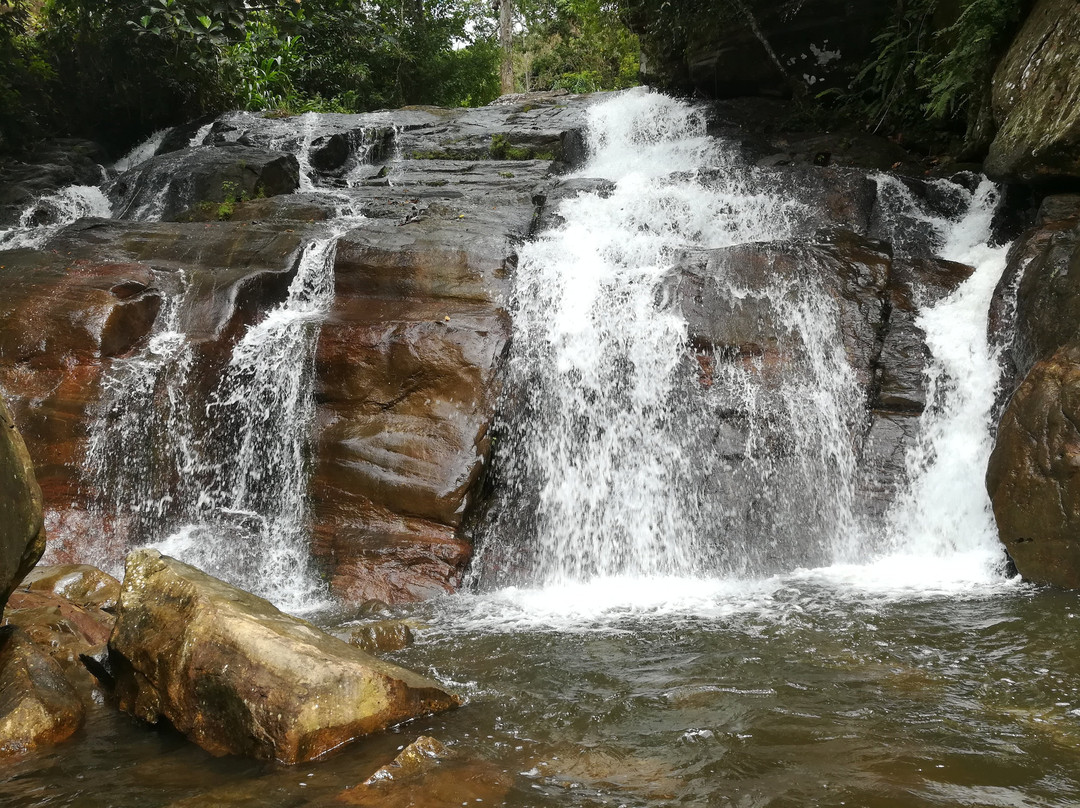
[0,625,84,756]
[108,550,460,764]
[0,394,45,616]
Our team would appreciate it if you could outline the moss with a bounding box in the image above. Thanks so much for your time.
[409,150,457,160]
[498,171,515,178]
[490,133,551,160]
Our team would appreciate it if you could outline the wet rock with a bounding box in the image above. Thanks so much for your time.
[0,139,108,227]
[987,343,1080,587]
[0,625,85,756]
[875,256,976,412]
[324,736,513,807]
[107,145,300,222]
[343,621,414,654]
[3,588,114,693]
[0,221,304,557]
[311,164,547,604]
[985,0,1080,184]
[108,550,460,763]
[19,564,121,612]
[674,230,891,390]
[989,196,1080,398]
[0,394,45,616]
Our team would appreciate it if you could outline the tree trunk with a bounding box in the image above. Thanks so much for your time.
[499,0,513,95]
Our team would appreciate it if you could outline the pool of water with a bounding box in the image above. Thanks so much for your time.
[4,574,1080,808]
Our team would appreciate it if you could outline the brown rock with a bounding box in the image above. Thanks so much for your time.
[326,736,513,808]
[0,625,84,756]
[0,221,304,559]
[311,174,538,603]
[3,588,114,693]
[987,343,1080,587]
[344,620,414,654]
[20,563,121,612]
[0,394,45,616]
[108,549,460,763]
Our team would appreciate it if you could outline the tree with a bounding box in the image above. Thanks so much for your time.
[499,0,513,94]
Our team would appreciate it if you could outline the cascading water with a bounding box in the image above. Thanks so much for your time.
[78,127,370,609]
[147,227,350,609]
[0,184,112,249]
[473,88,1013,609]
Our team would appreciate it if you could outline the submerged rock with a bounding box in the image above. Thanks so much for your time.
[986,0,1080,184]
[324,735,513,807]
[343,620,414,654]
[0,394,45,616]
[108,550,460,763]
[0,625,84,756]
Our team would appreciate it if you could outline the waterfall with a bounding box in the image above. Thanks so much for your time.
[0,185,112,249]
[78,124,368,610]
[473,88,1012,601]
[147,228,346,609]
[878,180,1009,578]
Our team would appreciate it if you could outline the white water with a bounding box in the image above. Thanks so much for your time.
[0,185,112,249]
[468,89,1014,623]
[148,225,353,610]
[113,129,168,173]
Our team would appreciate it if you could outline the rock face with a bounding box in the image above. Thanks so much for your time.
[985,0,1080,184]
[108,550,460,763]
[987,195,1080,585]
[0,95,590,605]
[107,145,300,221]
[0,625,85,756]
[0,220,303,560]
[0,139,108,228]
[0,395,46,615]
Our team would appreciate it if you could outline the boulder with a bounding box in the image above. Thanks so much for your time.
[107,145,300,222]
[3,588,114,693]
[19,564,121,613]
[986,196,1080,585]
[985,0,1080,184]
[108,550,460,763]
[987,343,1080,586]
[0,625,84,756]
[0,394,45,616]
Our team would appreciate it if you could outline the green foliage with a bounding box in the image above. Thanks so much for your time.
[514,0,640,93]
[0,0,505,154]
[833,0,1025,142]
[0,1,55,151]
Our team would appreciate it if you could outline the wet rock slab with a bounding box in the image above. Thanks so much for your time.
[108,550,460,763]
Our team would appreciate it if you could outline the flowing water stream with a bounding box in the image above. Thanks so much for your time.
[5,90,1079,807]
